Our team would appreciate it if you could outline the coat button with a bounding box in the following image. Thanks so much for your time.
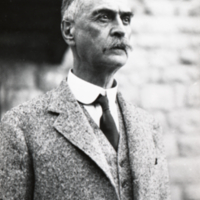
[120,159,125,167]
[122,180,128,188]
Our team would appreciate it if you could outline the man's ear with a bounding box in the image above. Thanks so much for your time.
[61,20,75,46]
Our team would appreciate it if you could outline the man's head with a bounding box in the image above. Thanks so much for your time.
[61,0,133,74]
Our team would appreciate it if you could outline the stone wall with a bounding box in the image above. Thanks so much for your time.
[1,0,200,199]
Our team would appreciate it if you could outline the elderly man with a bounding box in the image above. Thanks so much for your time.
[0,0,170,199]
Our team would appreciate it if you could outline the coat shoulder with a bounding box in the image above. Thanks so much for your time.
[123,98,161,130]
[1,89,54,127]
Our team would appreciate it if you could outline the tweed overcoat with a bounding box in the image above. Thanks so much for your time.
[0,79,170,200]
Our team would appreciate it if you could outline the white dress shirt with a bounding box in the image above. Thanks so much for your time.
[67,70,119,131]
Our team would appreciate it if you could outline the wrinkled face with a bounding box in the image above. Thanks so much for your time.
[73,0,133,70]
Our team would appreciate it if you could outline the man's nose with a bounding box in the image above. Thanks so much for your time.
[110,16,126,38]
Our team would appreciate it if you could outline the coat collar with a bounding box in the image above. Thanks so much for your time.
[47,79,119,198]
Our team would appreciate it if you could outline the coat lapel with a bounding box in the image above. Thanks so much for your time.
[117,92,156,200]
[47,80,118,198]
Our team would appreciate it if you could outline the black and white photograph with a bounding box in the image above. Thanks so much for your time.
[0,0,200,199]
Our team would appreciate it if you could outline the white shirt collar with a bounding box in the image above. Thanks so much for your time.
[67,69,118,105]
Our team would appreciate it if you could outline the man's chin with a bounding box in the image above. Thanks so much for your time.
[106,54,128,67]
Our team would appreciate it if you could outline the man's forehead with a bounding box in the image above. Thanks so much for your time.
[82,0,133,13]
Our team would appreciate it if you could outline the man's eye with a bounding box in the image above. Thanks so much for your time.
[98,14,111,22]
[122,15,131,25]
[102,14,108,19]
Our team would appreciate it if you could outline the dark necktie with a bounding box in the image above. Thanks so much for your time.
[94,94,119,151]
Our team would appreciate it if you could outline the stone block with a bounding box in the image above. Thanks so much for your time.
[3,63,37,89]
[134,34,165,49]
[185,66,200,83]
[132,16,200,35]
[124,48,149,70]
[168,109,200,134]
[189,35,200,49]
[189,6,200,17]
[140,84,175,110]
[148,68,163,83]
[131,1,145,16]
[169,157,200,184]
[7,89,43,110]
[174,84,187,108]
[37,66,66,92]
[162,65,200,83]
[163,134,179,158]
[135,33,196,50]
[143,0,176,16]
[180,49,200,65]
[127,69,162,86]
[187,82,200,107]
[125,48,179,70]
[178,17,200,34]
[119,85,141,106]
[118,69,146,87]
[175,0,200,16]
[131,17,178,34]
[147,49,179,69]
[178,136,200,157]
[170,185,183,200]
[184,184,200,200]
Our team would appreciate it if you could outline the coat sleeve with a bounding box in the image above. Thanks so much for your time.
[0,121,34,200]
[152,122,171,200]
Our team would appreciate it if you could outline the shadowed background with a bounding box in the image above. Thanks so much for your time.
[0,0,200,199]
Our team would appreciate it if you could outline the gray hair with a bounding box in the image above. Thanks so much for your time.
[61,0,81,21]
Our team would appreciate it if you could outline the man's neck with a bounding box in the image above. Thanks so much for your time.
[72,67,117,89]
